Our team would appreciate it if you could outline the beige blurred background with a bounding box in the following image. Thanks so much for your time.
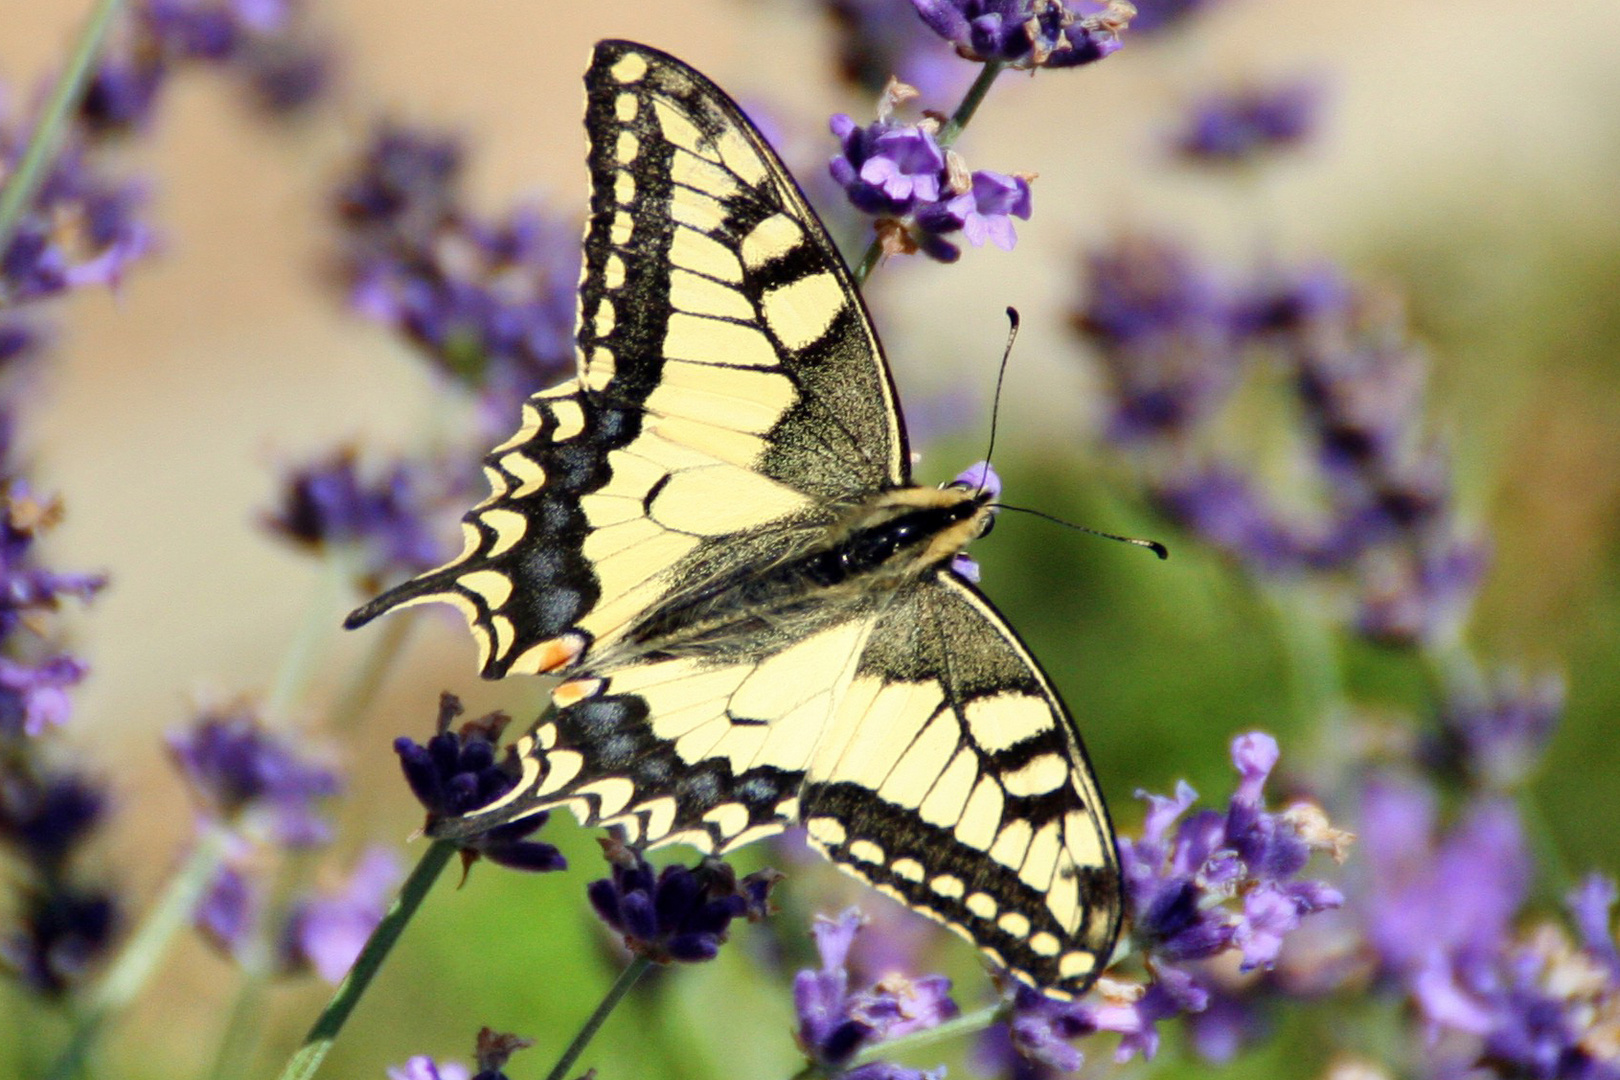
[2,0,1619,1062]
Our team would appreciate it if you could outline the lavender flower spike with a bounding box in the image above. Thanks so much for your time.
[168,706,340,847]
[911,0,1135,69]
[281,846,403,983]
[586,835,778,964]
[393,695,564,874]
[795,908,957,1080]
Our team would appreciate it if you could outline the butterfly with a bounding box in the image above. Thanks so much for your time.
[346,40,1121,998]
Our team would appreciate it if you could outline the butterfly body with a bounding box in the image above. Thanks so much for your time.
[348,41,1122,998]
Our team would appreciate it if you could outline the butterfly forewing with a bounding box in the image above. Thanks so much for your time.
[350,40,1123,1000]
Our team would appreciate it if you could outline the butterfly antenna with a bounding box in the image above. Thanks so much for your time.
[994,503,1170,560]
[974,307,1020,497]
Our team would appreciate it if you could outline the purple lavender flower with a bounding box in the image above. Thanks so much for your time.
[335,124,580,427]
[1570,876,1620,982]
[911,0,1133,69]
[394,696,564,873]
[947,460,1000,581]
[795,908,957,1078]
[830,109,1036,262]
[168,707,340,846]
[281,846,402,983]
[587,836,778,964]
[195,859,259,959]
[389,1058,470,1080]
[79,0,328,133]
[1077,240,1487,648]
[0,654,90,737]
[1426,670,1565,790]
[392,1030,531,1080]
[1173,80,1322,164]
[1074,235,1245,441]
[0,138,154,302]
[0,769,109,874]
[1359,779,1529,984]
[0,884,119,996]
[1125,741,1346,985]
[830,114,948,218]
[265,447,461,587]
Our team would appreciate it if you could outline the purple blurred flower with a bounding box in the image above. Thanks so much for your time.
[0,136,154,303]
[1570,876,1620,982]
[1174,81,1322,164]
[0,475,108,643]
[911,0,1133,69]
[1426,670,1565,790]
[795,908,957,1078]
[335,124,580,428]
[394,696,564,874]
[0,654,90,737]
[281,846,402,983]
[168,707,340,846]
[265,447,462,586]
[195,861,259,958]
[1074,235,1245,441]
[1360,779,1529,983]
[823,0,974,97]
[587,836,779,964]
[389,1059,470,1080]
[1128,0,1219,33]
[1078,240,1487,647]
[79,0,328,133]
[0,769,108,874]
[0,884,119,996]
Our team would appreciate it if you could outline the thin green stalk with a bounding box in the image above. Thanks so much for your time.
[204,973,270,1080]
[276,839,457,1080]
[325,605,414,731]
[265,555,352,724]
[541,956,654,1080]
[0,0,126,265]
[935,60,1006,149]
[46,821,233,1080]
[849,59,1007,289]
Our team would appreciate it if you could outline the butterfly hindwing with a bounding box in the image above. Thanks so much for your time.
[433,616,879,853]
[801,573,1122,996]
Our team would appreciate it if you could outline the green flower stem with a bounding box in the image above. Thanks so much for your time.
[0,0,125,263]
[541,955,655,1080]
[936,60,1007,150]
[849,59,1007,289]
[204,971,271,1080]
[266,555,353,724]
[277,838,457,1080]
[46,820,233,1080]
[326,600,414,731]
[1266,588,1345,733]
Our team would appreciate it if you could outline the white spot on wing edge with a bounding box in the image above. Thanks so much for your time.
[609,51,648,84]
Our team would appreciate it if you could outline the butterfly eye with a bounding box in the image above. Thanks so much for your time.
[978,513,997,538]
